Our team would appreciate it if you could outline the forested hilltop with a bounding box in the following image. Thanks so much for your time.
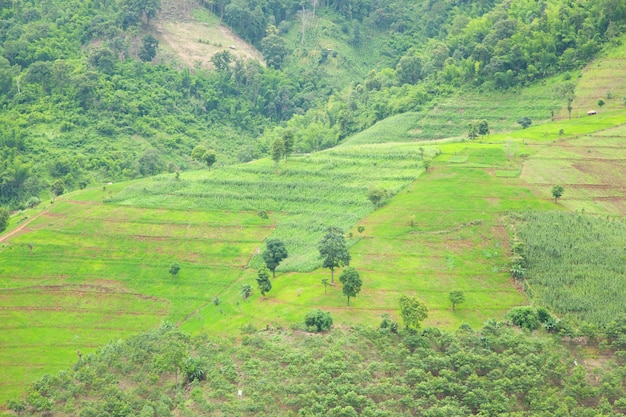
[1,0,624,209]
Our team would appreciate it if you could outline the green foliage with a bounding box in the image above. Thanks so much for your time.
[183,357,206,383]
[16,324,626,416]
[449,291,465,311]
[139,35,159,62]
[169,262,181,277]
[339,267,362,307]
[517,116,532,129]
[506,306,540,331]
[399,295,428,329]
[304,309,333,332]
[0,207,9,233]
[271,137,285,164]
[256,267,272,297]
[191,146,217,170]
[240,284,253,301]
[551,185,564,203]
[379,314,398,333]
[50,179,65,196]
[262,239,288,278]
[598,98,606,108]
[318,227,351,284]
[366,188,387,207]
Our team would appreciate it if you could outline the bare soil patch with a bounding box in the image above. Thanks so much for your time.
[155,21,264,70]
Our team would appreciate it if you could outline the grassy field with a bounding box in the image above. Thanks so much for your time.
[0,199,275,401]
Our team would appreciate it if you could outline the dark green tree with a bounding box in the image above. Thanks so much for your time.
[551,185,564,203]
[262,239,288,278]
[399,295,428,329]
[304,309,333,332]
[517,117,532,129]
[318,226,351,285]
[256,267,272,297]
[339,267,362,307]
[139,34,158,62]
[449,291,465,311]
[0,207,9,233]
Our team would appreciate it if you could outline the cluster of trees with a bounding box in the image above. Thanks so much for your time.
[12,317,626,416]
[0,0,338,209]
[260,0,625,152]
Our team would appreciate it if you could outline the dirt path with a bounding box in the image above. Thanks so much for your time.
[0,209,49,243]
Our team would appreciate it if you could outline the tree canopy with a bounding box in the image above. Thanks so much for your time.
[339,267,362,307]
[262,239,288,278]
[318,227,351,285]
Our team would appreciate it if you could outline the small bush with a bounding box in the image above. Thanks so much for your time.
[304,309,333,332]
[506,306,540,331]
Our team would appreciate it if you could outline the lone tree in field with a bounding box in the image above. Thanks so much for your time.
[262,239,288,278]
[169,262,181,278]
[551,185,564,203]
[399,295,428,329]
[304,309,333,332]
[191,145,217,170]
[318,226,351,285]
[449,291,466,311]
[517,117,532,129]
[367,188,386,207]
[256,267,272,298]
[339,267,362,307]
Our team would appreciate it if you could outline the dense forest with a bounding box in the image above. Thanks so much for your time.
[8,319,626,417]
[1,0,625,209]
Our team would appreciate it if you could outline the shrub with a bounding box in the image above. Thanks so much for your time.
[304,309,333,332]
[506,306,540,331]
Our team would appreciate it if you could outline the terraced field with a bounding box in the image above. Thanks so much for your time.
[0,200,275,401]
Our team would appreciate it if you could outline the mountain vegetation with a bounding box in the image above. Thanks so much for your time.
[1,0,626,413]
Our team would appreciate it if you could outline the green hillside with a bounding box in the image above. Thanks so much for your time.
[1,0,626,412]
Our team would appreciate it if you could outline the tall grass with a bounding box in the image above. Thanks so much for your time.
[513,211,626,325]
